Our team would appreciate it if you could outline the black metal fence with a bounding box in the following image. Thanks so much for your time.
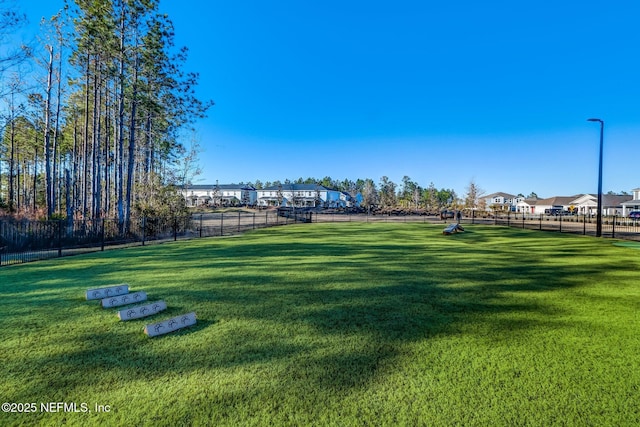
[313,211,640,241]
[0,209,310,267]
[471,212,640,240]
[4,209,638,267]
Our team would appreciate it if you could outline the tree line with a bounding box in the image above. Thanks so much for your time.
[234,176,481,213]
[0,0,212,228]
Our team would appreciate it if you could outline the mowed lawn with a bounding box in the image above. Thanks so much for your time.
[1,223,639,426]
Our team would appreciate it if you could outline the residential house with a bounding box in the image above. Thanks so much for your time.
[340,191,362,208]
[483,192,523,212]
[533,196,580,214]
[572,193,633,216]
[256,184,345,208]
[218,184,257,206]
[516,197,540,214]
[183,185,215,207]
[516,193,634,216]
[182,184,257,207]
[621,188,640,216]
[516,196,577,215]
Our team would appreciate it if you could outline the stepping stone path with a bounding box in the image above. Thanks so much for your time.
[85,284,196,337]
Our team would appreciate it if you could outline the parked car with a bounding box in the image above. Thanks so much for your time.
[629,211,640,219]
[440,210,455,219]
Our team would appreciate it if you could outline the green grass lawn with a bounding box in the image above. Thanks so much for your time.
[1,223,639,426]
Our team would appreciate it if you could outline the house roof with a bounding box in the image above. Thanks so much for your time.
[573,194,633,206]
[533,196,580,206]
[602,194,633,206]
[260,184,334,191]
[484,192,516,199]
[185,184,255,191]
[517,198,539,205]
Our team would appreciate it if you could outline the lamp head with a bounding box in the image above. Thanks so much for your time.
[587,118,603,123]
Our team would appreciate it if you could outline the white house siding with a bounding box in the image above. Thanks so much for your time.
[484,192,521,212]
[256,184,345,208]
[182,185,257,207]
[621,188,640,216]
[516,199,539,214]
[570,194,597,215]
[571,193,633,216]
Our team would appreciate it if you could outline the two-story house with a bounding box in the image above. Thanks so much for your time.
[483,192,523,212]
[256,184,345,208]
[182,184,257,207]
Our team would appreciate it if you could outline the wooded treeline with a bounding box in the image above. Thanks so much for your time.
[0,0,212,227]
[241,176,481,212]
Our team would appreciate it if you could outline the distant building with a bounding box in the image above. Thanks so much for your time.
[256,184,345,208]
[621,188,640,216]
[531,196,581,215]
[341,191,362,208]
[516,197,540,214]
[571,193,633,216]
[516,192,635,216]
[483,192,523,212]
[182,184,257,207]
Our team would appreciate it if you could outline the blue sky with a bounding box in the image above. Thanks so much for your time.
[17,0,640,197]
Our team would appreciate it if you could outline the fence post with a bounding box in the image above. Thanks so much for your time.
[173,217,178,241]
[539,214,542,230]
[612,215,616,238]
[142,217,146,246]
[220,213,224,236]
[559,213,562,233]
[199,214,203,238]
[238,211,241,233]
[583,214,586,235]
[253,212,256,229]
[522,214,525,229]
[58,219,62,257]
[101,218,105,251]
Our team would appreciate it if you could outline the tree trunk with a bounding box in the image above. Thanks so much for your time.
[124,50,139,232]
[82,51,90,219]
[91,61,102,219]
[116,2,126,229]
[8,106,15,212]
[43,44,54,219]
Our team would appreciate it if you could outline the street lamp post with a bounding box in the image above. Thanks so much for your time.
[587,118,604,237]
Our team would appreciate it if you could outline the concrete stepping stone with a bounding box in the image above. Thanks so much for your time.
[101,291,147,308]
[144,312,197,337]
[85,284,129,300]
[117,300,167,321]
